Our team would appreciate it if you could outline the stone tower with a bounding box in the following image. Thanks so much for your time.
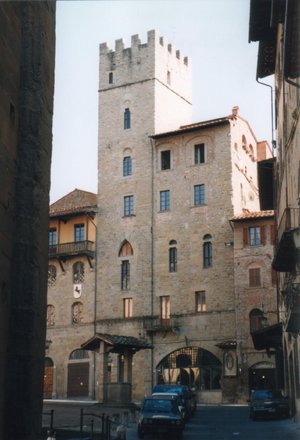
[97,30,192,321]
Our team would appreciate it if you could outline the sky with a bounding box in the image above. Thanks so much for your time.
[50,0,274,204]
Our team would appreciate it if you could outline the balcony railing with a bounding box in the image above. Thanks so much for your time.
[143,316,179,333]
[49,240,95,259]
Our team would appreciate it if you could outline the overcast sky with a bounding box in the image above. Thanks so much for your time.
[50,0,274,203]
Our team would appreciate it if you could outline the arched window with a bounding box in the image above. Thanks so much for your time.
[48,265,56,286]
[169,240,177,272]
[73,261,84,283]
[69,349,89,360]
[203,234,212,268]
[119,241,133,290]
[72,301,83,325]
[47,305,55,327]
[119,240,133,257]
[124,108,131,129]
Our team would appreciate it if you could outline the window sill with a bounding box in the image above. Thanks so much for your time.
[123,214,136,218]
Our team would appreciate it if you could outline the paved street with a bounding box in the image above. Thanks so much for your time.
[43,402,300,440]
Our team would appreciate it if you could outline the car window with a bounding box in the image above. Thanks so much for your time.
[143,399,172,412]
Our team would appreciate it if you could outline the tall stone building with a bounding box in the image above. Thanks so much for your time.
[87,30,276,404]
[45,189,97,399]
[0,2,56,439]
[249,0,300,418]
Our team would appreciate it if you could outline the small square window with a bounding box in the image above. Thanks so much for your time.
[161,150,171,170]
[124,195,134,216]
[195,144,205,164]
[160,190,170,211]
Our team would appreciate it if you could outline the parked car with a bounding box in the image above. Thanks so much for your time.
[152,384,197,417]
[248,389,290,420]
[137,395,184,439]
[152,392,187,421]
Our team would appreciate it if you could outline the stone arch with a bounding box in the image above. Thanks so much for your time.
[119,239,133,257]
[248,361,276,392]
[155,346,221,390]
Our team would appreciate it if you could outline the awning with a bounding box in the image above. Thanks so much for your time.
[251,322,282,350]
[81,333,153,353]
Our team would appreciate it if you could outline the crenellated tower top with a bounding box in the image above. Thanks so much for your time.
[99,30,192,105]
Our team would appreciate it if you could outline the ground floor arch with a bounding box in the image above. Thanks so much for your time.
[156,346,222,391]
[248,361,276,392]
[67,349,90,398]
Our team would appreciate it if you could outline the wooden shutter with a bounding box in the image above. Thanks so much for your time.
[260,225,266,245]
[270,224,276,245]
[243,228,248,246]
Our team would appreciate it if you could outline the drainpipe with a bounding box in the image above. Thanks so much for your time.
[86,212,98,400]
[150,136,155,391]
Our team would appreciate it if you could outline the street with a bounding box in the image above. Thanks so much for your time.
[125,405,300,440]
[43,402,300,440]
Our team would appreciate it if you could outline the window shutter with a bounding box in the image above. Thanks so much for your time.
[243,228,248,246]
[260,225,266,245]
[270,224,276,245]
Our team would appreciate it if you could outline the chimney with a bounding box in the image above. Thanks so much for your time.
[232,106,239,117]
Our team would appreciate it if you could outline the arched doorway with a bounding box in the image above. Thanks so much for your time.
[156,347,221,391]
[67,349,90,398]
[43,357,54,399]
[248,361,276,392]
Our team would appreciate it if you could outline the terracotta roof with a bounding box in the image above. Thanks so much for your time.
[231,210,274,221]
[81,333,153,353]
[150,115,232,139]
[50,189,97,218]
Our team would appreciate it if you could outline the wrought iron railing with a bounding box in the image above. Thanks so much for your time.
[48,240,95,259]
[143,316,179,332]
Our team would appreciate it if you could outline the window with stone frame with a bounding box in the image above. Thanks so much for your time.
[123,156,132,176]
[203,234,212,268]
[243,225,266,246]
[124,195,134,216]
[72,301,83,325]
[194,143,205,164]
[195,291,206,312]
[161,150,171,170]
[123,297,133,318]
[73,261,84,283]
[121,260,130,290]
[194,184,205,206]
[47,305,55,326]
[160,190,170,211]
[161,295,170,326]
[169,240,177,272]
[124,108,131,129]
[249,267,261,287]
[48,265,57,286]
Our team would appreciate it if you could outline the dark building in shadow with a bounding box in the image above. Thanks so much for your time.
[0,2,56,439]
